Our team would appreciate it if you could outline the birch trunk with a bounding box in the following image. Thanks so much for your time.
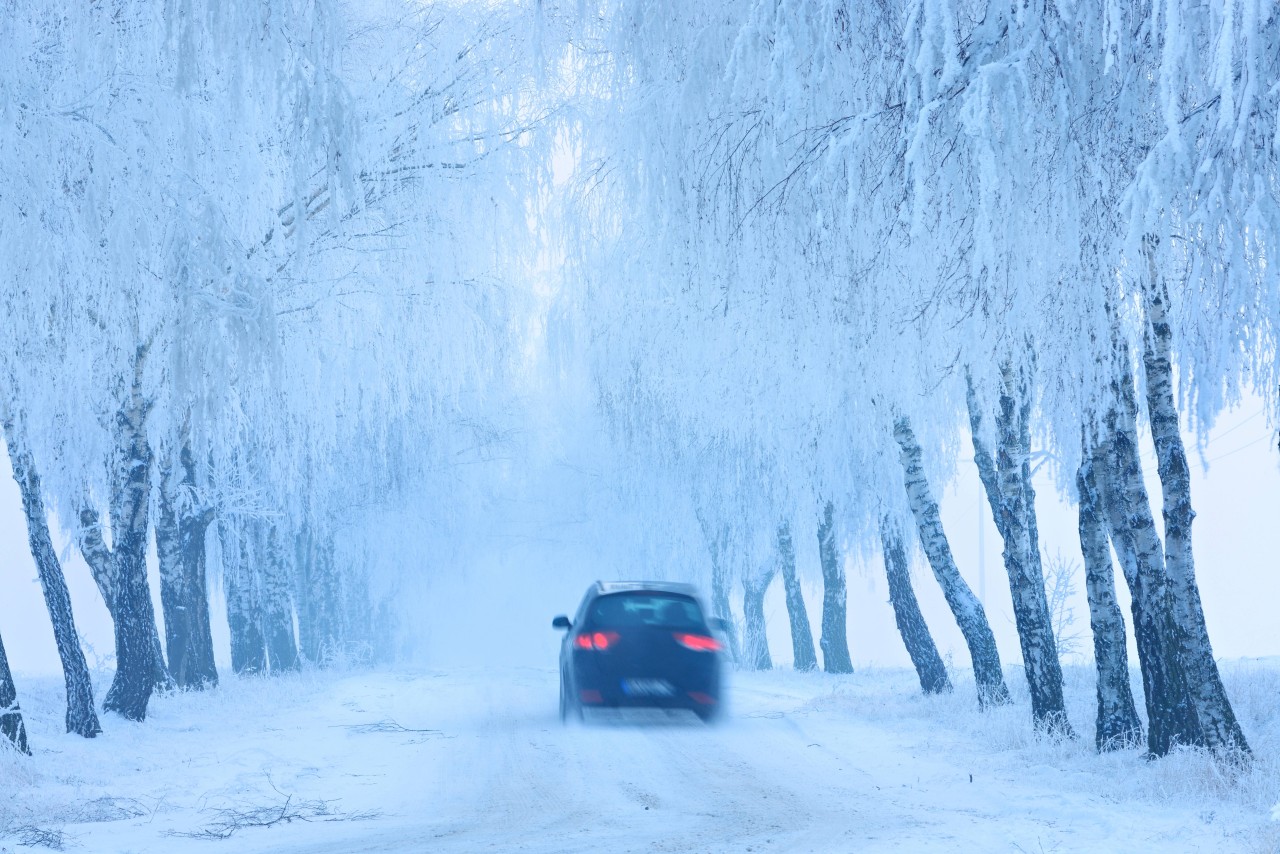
[75,341,171,716]
[222,520,267,675]
[703,519,735,622]
[0,629,30,755]
[1098,344,1202,756]
[1140,239,1249,755]
[979,365,1073,734]
[340,566,374,663]
[4,418,101,737]
[741,571,774,671]
[156,445,218,690]
[776,522,817,672]
[694,511,740,662]
[880,517,950,695]
[80,504,173,705]
[227,584,267,675]
[1076,447,1143,751]
[294,526,320,664]
[895,417,1010,708]
[263,526,300,673]
[102,379,161,720]
[816,501,853,674]
[295,526,346,665]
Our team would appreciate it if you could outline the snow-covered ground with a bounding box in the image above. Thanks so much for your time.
[2,662,1278,853]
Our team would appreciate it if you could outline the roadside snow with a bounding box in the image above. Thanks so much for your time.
[2,663,1278,852]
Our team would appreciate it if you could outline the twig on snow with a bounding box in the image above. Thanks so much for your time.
[9,825,67,851]
[165,794,379,841]
[332,718,450,742]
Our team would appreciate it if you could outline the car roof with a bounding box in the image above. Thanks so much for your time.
[592,580,700,597]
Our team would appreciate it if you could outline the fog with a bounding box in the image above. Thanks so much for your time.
[5,395,1276,680]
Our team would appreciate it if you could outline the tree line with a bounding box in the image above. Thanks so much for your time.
[560,0,1276,759]
[0,0,548,751]
[1,0,1275,769]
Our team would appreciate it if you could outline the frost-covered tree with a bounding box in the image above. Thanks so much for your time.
[1075,446,1143,751]
[563,0,1275,753]
[741,564,776,672]
[966,370,1072,734]
[0,0,558,723]
[775,521,818,672]
[1,0,1273,760]
[565,0,1007,702]
[816,503,855,674]
[155,434,218,690]
[0,629,30,755]
[879,516,951,696]
[895,418,1010,707]
[2,409,101,738]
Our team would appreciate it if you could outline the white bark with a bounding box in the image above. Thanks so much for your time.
[1140,238,1249,755]
[895,417,1009,708]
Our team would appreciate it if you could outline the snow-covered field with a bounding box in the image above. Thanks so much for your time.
[3,662,1278,853]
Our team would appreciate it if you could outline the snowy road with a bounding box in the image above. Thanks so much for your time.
[4,667,1273,853]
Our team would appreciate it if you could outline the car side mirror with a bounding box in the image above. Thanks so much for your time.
[709,617,731,634]
[552,615,572,630]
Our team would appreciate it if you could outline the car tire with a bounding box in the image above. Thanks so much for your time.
[695,703,721,725]
[559,675,582,724]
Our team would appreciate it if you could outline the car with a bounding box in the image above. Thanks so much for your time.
[552,581,724,723]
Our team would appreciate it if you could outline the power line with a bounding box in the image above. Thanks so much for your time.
[1204,408,1265,444]
[1135,406,1266,463]
[1205,433,1273,465]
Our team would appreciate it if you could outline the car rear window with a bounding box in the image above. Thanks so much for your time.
[587,593,706,630]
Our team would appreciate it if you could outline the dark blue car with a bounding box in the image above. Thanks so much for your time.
[553,581,723,723]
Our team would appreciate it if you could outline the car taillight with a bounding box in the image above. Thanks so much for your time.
[574,631,620,650]
[674,633,721,652]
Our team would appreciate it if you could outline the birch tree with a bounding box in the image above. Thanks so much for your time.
[776,521,818,672]
[0,631,30,755]
[3,411,101,737]
[967,370,1072,735]
[895,418,1010,708]
[1075,445,1143,750]
[880,516,951,696]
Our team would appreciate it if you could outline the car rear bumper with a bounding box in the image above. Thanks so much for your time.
[579,690,719,710]
[573,671,720,710]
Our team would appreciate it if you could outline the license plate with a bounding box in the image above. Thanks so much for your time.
[621,678,674,697]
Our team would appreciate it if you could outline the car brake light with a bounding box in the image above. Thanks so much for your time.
[574,631,620,651]
[674,633,721,652]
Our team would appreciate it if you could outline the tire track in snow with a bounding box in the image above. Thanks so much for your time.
[148,667,1265,854]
